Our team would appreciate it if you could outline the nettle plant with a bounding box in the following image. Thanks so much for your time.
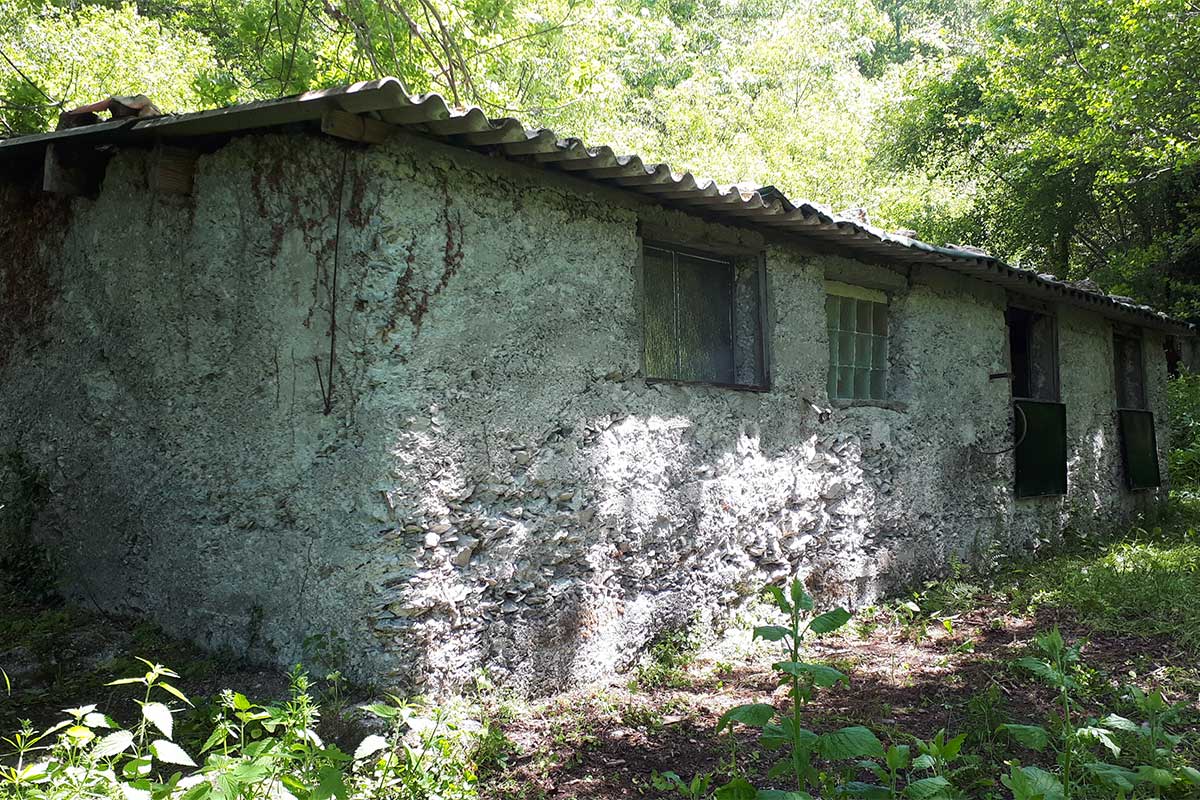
[1,659,201,799]
[999,628,1200,800]
[0,660,478,800]
[714,578,884,799]
[846,729,975,799]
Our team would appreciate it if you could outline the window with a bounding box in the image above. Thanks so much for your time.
[1007,306,1066,497]
[1113,334,1147,410]
[1007,306,1059,401]
[1113,332,1161,490]
[825,288,888,401]
[642,243,767,388]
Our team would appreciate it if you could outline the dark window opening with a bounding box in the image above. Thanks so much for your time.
[1113,334,1147,410]
[1165,336,1182,378]
[1113,331,1160,490]
[642,243,767,389]
[1007,306,1059,401]
[1007,306,1066,497]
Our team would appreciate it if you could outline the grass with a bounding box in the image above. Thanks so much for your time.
[1003,497,1200,651]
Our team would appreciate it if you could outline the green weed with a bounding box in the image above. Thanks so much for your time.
[0,660,482,800]
[632,623,701,691]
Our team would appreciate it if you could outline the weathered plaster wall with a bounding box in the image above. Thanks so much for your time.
[0,131,1171,694]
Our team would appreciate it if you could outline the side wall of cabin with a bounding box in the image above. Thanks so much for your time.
[0,131,1171,693]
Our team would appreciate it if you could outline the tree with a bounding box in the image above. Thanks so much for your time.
[876,0,1200,318]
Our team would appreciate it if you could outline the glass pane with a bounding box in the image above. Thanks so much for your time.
[855,333,873,367]
[840,297,856,331]
[837,366,854,398]
[827,364,838,398]
[825,295,840,331]
[872,336,887,369]
[870,369,886,400]
[643,248,676,379]
[839,332,855,366]
[853,368,870,399]
[1028,313,1058,401]
[872,303,888,336]
[856,299,873,332]
[675,253,734,383]
[828,327,839,366]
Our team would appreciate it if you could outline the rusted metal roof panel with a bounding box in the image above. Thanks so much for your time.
[0,77,1190,333]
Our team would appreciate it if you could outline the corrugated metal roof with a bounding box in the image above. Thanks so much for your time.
[1,77,1191,334]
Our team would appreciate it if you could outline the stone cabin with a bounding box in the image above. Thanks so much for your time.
[1,79,1195,694]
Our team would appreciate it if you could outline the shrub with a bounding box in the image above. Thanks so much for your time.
[1167,372,1200,490]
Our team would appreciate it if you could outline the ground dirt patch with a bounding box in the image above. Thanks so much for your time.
[477,595,1200,799]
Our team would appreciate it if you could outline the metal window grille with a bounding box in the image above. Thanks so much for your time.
[826,294,888,400]
[643,245,736,385]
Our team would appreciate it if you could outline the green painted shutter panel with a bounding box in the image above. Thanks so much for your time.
[1014,399,1068,498]
[1118,410,1161,490]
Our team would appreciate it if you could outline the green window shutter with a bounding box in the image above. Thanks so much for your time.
[1014,400,1068,498]
[1118,409,1161,490]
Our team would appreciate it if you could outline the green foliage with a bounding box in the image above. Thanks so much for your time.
[1010,527,1200,653]
[0,660,481,799]
[0,2,237,135]
[1168,372,1200,489]
[711,577,888,798]
[632,622,701,690]
[876,0,1200,318]
[999,627,1200,799]
[653,769,715,799]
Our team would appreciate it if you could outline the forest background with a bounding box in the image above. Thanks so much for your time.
[2,0,1197,319]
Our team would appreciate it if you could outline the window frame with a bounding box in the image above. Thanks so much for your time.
[1112,331,1148,411]
[825,282,890,404]
[639,240,770,392]
[1006,303,1061,403]
[1006,302,1067,498]
[1112,328,1161,491]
